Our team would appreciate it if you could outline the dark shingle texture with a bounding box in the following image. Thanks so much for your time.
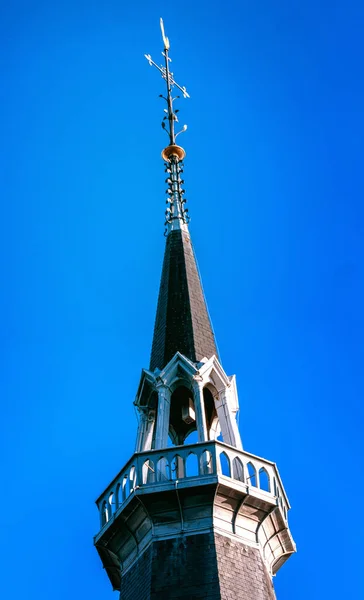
[215,533,277,600]
[119,532,277,599]
[150,229,218,371]
[119,544,152,600]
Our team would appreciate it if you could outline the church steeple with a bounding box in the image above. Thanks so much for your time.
[94,21,295,599]
[146,20,219,372]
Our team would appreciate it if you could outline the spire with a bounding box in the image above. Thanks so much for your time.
[145,18,190,234]
[145,20,219,371]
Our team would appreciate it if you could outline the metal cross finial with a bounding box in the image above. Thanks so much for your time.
[144,18,189,147]
[145,19,190,234]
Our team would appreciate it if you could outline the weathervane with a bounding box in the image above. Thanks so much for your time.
[145,18,189,158]
[145,19,190,233]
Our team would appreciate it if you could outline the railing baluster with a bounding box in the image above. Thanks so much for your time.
[96,440,289,534]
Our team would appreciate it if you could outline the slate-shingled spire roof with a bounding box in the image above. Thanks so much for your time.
[146,19,218,371]
[150,227,218,371]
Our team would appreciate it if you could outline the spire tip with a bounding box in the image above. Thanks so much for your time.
[160,18,170,50]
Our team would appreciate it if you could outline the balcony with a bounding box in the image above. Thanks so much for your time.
[94,440,295,583]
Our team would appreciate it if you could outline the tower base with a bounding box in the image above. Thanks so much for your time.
[120,531,276,600]
[95,441,295,598]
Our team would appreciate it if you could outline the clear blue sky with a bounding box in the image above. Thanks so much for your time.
[1,1,363,598]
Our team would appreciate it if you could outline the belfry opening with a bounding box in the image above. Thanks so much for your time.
[169,385,196,445]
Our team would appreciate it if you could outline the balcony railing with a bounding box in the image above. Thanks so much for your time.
[95,441,290,534]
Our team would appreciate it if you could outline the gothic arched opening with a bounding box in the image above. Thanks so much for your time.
[203,385,218,440]
[259,467,270,492]
[169,384,197,445]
